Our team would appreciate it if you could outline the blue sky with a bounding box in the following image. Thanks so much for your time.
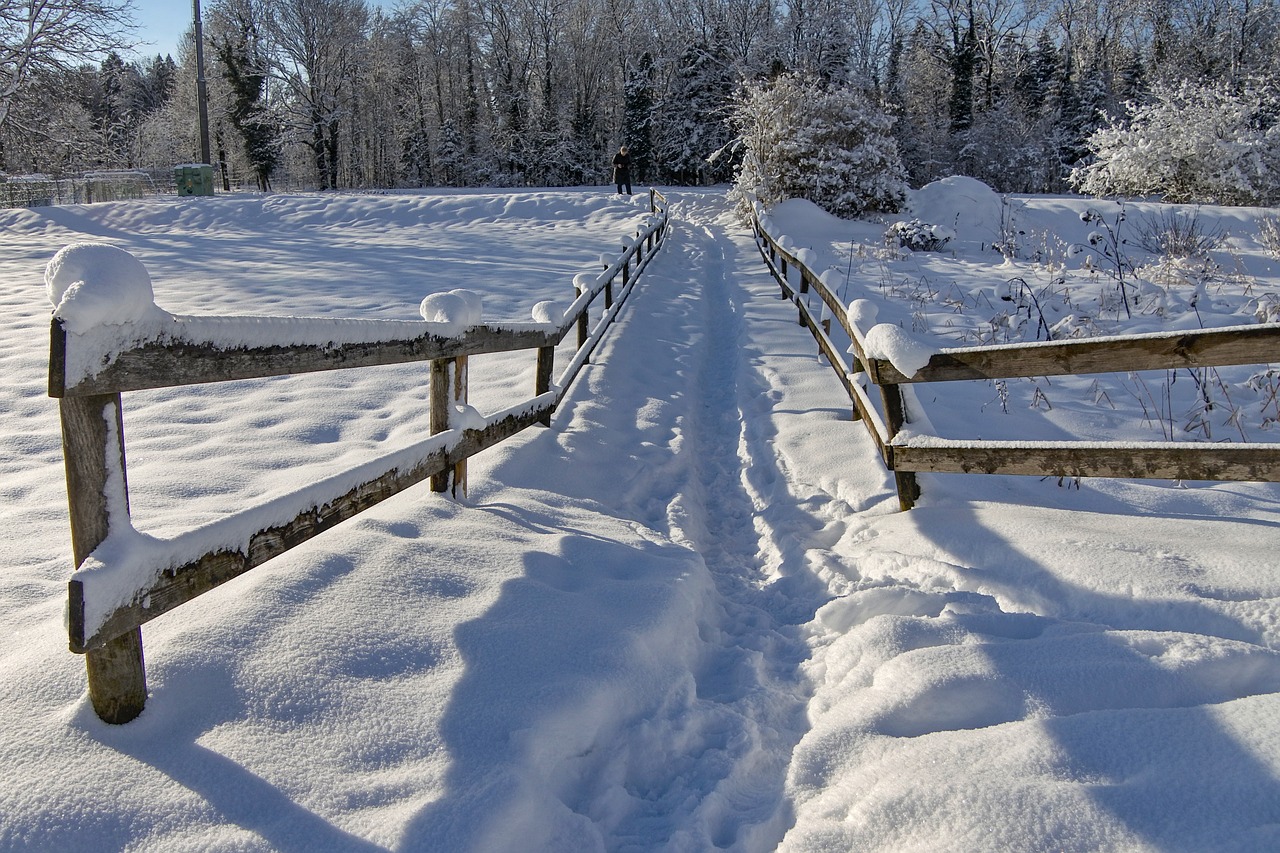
[127,1,396,60]
[127,0,192,59]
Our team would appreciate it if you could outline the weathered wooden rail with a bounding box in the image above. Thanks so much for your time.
[51,191,669,724]
[751,209,1280,511]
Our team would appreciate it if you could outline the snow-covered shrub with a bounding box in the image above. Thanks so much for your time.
[1133,208,1223,258]
[1071,80,1280,205]
[1258,215,1280,259]
[731,74,908,220]
[886,219,953,252]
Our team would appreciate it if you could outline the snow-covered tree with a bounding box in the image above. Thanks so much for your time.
[732,73,907,218]
[265,0,370,190]
[1072,79,1280,205]
[0,0,134,131]
[654,38,736,186]
[622,53,653,183]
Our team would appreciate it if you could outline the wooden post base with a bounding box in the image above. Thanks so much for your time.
[86,627,146,724]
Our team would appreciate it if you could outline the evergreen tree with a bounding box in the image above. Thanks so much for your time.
[948,2,977,135]
[654,39,736,185]
[622,53,654,184]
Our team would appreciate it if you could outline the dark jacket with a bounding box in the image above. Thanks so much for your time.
[612,151,631,180]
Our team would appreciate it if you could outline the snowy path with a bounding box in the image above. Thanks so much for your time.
[458,194,848,849]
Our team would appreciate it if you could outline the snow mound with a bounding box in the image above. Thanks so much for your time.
[419,289,482,332]
[531,300,565,325]
[848,299,879,327]
[908,176,1005,246]
[45,243,162,334]
[863,323,935,377]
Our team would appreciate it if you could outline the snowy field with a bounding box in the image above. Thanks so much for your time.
[2,186,1278,851]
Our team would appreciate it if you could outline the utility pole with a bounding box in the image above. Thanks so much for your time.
[193,0,211,165]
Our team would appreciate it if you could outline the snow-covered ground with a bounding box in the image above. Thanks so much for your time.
[2,186,1278,852]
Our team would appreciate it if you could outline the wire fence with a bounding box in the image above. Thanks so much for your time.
[0,170,178,209]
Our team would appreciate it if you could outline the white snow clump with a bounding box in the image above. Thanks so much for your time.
[863,323,936,377]
[531,301,565,325]
[848,299,879,327]
[420,289,482,332]
[451,404,487,431]
[45,243,163,334]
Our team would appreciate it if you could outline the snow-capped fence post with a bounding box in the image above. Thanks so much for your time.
[878,384,920,511]
[429,359,449,492]
[58,388,148,724]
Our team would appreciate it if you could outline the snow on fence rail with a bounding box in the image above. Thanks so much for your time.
[751,208,1280,511]
[48,190,670,724]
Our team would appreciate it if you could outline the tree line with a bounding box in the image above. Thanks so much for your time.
[2,0,1277,197]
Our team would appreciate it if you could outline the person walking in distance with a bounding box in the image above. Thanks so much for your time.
[612,145,632,195]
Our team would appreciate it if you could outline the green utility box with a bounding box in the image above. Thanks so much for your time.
[175,164,214,196]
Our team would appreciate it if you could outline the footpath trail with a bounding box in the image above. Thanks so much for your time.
[462,190,887,850]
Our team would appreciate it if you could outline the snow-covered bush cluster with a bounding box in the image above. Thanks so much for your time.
[731,74,908,221]
[1072,80,1280,205]
[885,219,953,253]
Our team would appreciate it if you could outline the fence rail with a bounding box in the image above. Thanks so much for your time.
[751,208,1280,511]
[51,190,669,723]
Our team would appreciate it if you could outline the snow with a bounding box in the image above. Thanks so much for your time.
[419,289,483,330]
[862,323,935,377]
[46,242,167,334]
[907,175,1006,245]
[2,187,1279,852]
[531,300,566,325]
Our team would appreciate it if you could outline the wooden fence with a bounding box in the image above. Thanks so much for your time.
[51,190,669,724]
[751,210,1280,511]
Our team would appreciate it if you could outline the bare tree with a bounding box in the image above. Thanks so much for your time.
[264,0,369,189]
[0,0,134,130]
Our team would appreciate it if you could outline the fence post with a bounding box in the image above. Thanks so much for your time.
[60,393,147,724]
[535,346,555,427]
[430,357,468,495]
[575,284,589,351]
[429,360,449,492]
[879,383,920,510]
[452,357,468,494]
